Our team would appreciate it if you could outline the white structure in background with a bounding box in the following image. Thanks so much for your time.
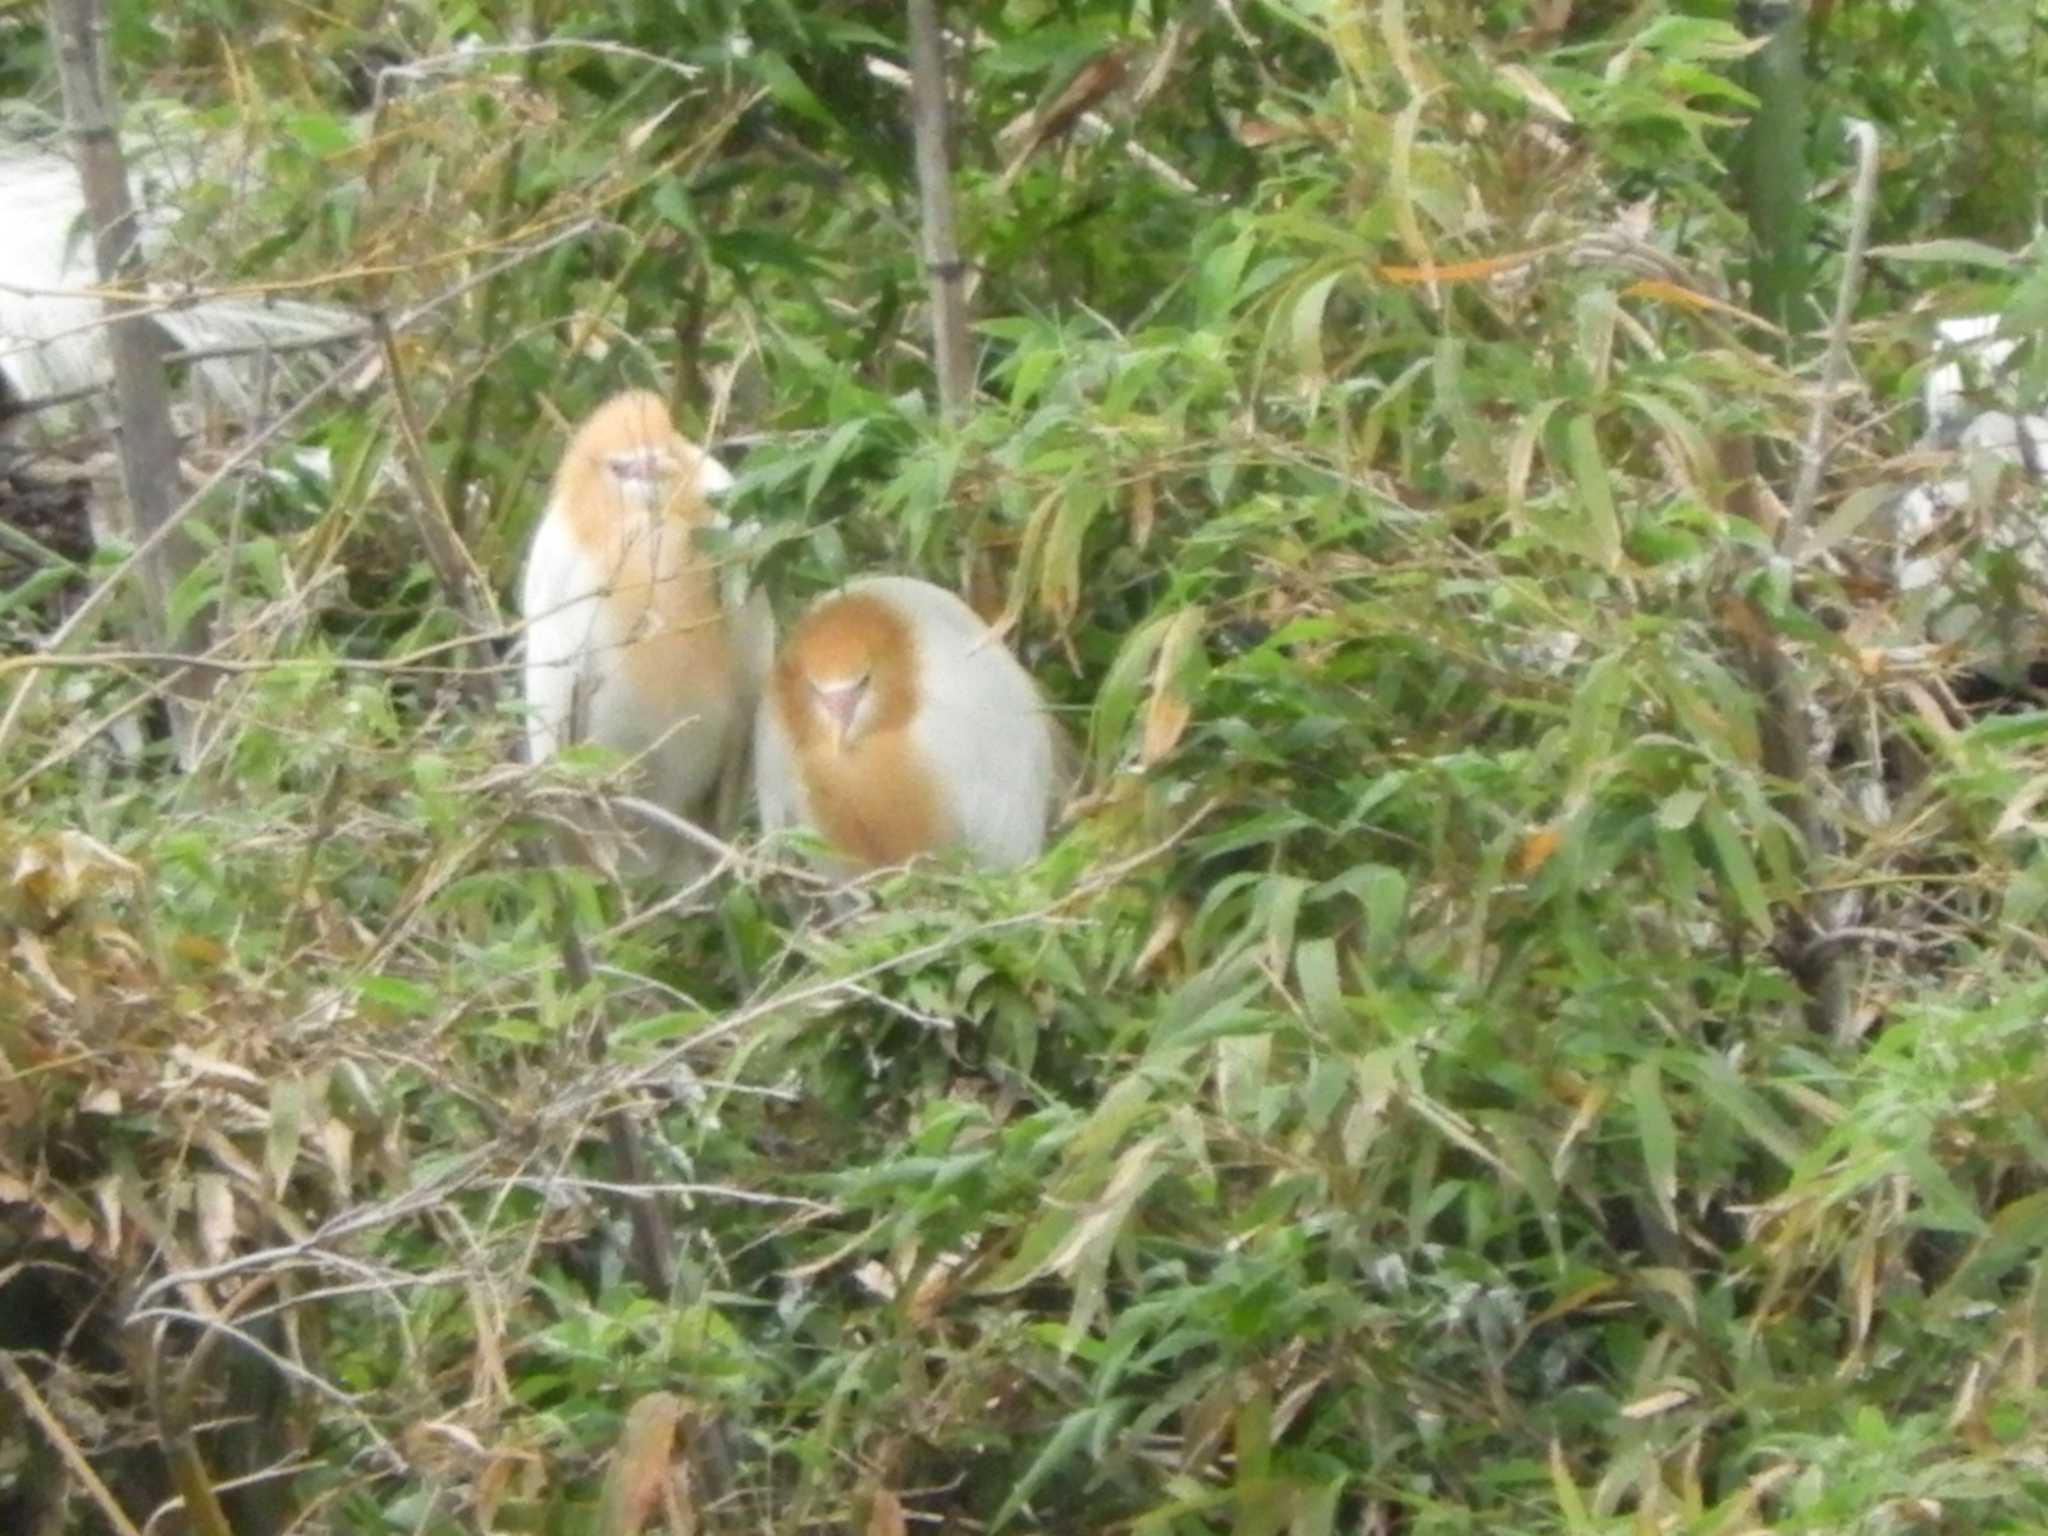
[1893,314,2048,642]
[2,124,356,768]
[0,132,355,423]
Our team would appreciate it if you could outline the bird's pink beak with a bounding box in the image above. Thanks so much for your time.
[812,678,868,747]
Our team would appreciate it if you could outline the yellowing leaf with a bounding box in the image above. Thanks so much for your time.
[173,932,227,967]
[1621,278,1779,332]
[1141,605,1208,767]
[1131,898,1190,977]
[1514,825,1563,875]
[1496,62,1575,123]
[1620,1386,1695,1419]
[1128,473,1157,548]
[1377,247,1552,285]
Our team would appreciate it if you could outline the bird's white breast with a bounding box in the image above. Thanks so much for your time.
[521,502,743,818]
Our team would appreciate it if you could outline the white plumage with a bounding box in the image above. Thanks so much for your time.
[0,138,355,419]
[521,390,772,868]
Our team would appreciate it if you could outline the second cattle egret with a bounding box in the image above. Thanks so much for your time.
[521,389,772,867]
[754,576,1059,873]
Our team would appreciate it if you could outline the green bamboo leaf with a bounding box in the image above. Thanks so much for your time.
[1289,269,1343,382]
[266,1077,304,1201]
[1666,1053,1804,1168]
[1868,238,2021,268]
[802,417,867,510]
[1295,937,1345,1032]
[1630,1060,1679,1234]
[1505,398,1562,529]
[991,1404,1118,1533]
[1564,414,1622,570]
[1215,1033,1271,1127]
[750,50,837,127]
[1656,788,1706,831]
[1701,798,1774,937]
[1574,287,1619,392]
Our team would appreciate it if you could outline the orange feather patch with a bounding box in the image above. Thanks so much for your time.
[771,592,950,868]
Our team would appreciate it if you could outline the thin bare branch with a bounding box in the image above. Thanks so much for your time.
[0,1349,147,1536]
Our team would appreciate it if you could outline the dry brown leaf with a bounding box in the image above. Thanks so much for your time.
[9,830,141,923]
[1896,680,1960,742]
[169,1045,264,1090]
[1141,692,1192,767]
[1620,1386,1694,1419]
[36,1186,97,1252]
[320,1116,354,1192]
[1513,825,1562,876]
[595,1392,682,1536]
[1622,278,1780,333]
[1378,246,1555,285]
[998,48,1129,166]
[1132,898,1190,978]
[172,932,227,967]
[1717,593,1777,656]
[474,1452,521,1529]
[1234,116,1294,147]
[866,1486,908,1536]
[906,1252,965,1328]
[195,1173,236,1265]
[13,931,75,1006]
[91,1176,121,1259]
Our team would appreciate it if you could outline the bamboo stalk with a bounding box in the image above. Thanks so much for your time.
[46,0,213,759]
[1738,1,1811,353]
[905,0,973,420]
[1732,3,1850,1039]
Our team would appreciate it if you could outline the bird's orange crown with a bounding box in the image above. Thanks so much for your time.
[552,389,717,547]
[775,593,920,747]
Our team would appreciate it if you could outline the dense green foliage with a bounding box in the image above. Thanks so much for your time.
[10,1,2048,1532]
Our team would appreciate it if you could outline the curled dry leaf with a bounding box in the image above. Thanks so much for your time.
[13,930,75,1006]
[8,829,141,927]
